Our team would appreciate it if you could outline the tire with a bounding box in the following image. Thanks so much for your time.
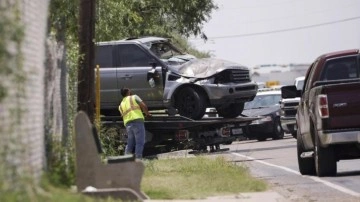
[314,130,337,177]
[297,129,316,175]
[272,118,284,140]
[216,103,244,118]
[257,137,267,141]
[175,87,206,120]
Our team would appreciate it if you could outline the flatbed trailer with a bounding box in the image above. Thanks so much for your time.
[101,113,259,156]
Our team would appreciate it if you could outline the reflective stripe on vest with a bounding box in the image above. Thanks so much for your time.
[121,96,141,117]
[119,95,144,126]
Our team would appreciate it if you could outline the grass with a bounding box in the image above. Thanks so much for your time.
[0,156,267,201]
[142,156,268,200]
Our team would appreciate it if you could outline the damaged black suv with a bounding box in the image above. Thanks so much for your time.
[96,36,258,120]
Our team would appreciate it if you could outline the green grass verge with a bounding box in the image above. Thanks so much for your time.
[0,156,267,201]
[142,156,267,199]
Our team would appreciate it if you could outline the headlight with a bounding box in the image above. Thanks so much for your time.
[280,102,285,108]
[198,78,214,85]
[260,116,272,122]
[252,116,272,124]
[280,110,285,116]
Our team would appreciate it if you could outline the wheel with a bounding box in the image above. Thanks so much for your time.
[216,103,244,118]
[257,137,267,141]
[175,87,206,120]
[314,130,337,177]
[272,118,284,140]
[297,129,316,175]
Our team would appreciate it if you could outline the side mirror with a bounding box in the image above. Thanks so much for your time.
[147,61,160,88]
[281,85,301,99]
[149,60,157,69]
[147,69,157,88]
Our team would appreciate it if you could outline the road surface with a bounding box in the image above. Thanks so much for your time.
[221,135,360,202]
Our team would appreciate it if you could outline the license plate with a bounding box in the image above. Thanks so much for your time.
[232,128,243,135]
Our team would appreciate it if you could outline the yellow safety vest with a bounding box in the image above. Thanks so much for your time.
[119,95,144,126]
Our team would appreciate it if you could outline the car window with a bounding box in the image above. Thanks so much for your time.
[95,45,113,68]
[244,94,281,109]
[320,56,357,81]
[304,62,316,91]
[116,44,152,67]
[149,42,182,60]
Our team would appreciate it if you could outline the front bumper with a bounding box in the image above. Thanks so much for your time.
[318,129,360,146]
[280,116,296,133]
[203,82,258,105]
[245,121,274,138]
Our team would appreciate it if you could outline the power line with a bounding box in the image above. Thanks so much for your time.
[222,2,357,26]
[204,16,360,40]
[219,0,294,9]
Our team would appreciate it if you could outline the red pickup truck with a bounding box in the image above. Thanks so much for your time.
[282,49,360,177]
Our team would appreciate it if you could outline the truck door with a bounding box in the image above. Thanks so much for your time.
[297,63,315,138]
[114,44,164,107]
[95,45,119,110]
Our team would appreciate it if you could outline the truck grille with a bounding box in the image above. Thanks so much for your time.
[214,69,251,84]
[283,102,300,116]
[284,109,297,116]
[284,102,299,107]
[231,69,251,83]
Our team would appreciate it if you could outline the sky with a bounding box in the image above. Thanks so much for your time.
[189,0,360,68]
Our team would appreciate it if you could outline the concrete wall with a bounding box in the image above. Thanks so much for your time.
[0,0,49,181]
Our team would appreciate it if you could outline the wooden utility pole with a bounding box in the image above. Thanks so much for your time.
[78,0,95,123]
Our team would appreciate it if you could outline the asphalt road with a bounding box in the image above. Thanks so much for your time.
[219,135,360,202]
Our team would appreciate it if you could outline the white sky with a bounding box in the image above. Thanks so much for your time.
[189,0,360,67]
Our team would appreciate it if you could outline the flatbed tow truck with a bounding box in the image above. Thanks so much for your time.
[101,112,260,156]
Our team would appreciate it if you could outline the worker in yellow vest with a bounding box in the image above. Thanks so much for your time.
[119,88,151,159]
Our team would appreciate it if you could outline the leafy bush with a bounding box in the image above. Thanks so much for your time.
[99,125,127,156]
[45,139,75,188]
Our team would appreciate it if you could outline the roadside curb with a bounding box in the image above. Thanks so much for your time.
[145,191,286,202]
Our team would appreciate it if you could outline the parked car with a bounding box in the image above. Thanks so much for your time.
[280,76,305,138]
[283,49,360,177]
[242,88,284,141]
[96,36,258,120]
[203,108,219,118]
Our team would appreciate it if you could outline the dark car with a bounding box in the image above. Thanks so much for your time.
[243,89,284,141]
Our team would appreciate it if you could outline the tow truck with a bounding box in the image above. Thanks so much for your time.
[101,112,259,156]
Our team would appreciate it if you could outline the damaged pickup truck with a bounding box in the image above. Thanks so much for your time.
[96,36,258,120]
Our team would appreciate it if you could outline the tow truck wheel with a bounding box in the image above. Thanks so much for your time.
[314,130,337,177]
[216,103,244,118]
[272,118,284,140]
[297,130,316,175]
[175,87,206,120]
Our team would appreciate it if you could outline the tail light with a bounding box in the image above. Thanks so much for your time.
[175,130,189,141]
[220,127,231,137]
[317,94,329,118]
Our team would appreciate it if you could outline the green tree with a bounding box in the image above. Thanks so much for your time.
[49,0,217,42]
[45,0,216,187]
[96,0,217,41]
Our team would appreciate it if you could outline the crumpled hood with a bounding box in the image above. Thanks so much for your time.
[162,54,196,66]
[243,106,279,117]
[168,58,249,78]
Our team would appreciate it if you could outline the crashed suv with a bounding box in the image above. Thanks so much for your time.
[96,36,258,120]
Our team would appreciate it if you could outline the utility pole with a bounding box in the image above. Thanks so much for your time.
[78,0,95,123]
